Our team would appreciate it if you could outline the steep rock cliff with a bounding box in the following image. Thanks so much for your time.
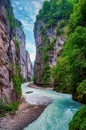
[0,0,32,103]
[34,20,65,86]
[34,0,86,104]
[34,0,73,86]
[14,25,32,80]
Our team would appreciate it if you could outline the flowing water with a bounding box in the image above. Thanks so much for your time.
[22,83,81,130]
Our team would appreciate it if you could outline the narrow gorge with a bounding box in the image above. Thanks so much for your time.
[0,0,86,130]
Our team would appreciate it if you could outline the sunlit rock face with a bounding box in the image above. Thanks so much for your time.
[0,0,32,103]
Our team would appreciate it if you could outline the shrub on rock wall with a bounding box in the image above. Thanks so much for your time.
[0,99,19,117]
[13,75,21,96]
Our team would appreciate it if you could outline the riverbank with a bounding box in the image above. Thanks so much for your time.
[0,83,53,130]
[0,101,48,130]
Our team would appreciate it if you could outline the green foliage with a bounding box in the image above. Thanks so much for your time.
[38,37,57,84]
[14,37,20,59]
[6,8,16,28]
[51,57,73,92]
[43,53,49,62]
[3,102,19,113]
[36,1,50,24]
[51,38,57,45]
[35,0,79,87]
[0,99,19,117]
[52,26,86,94]
[6,8,22,29]
[63,26,86,87]
[35,0,86,96]
[56,27,63,36]
[39,47,49,62]
[13,75,21,96]
[69,105,86,130]
[77,80,86,103]
[39,46,51,83]
[42,35,50,45]
[69,0,86,31]
[42,64,51,83]
[11,63,21,77]
[56,20,67,36]
[39,37,56,55]
[35,0,76,29]
[35,0,86,129]
[15,37,20,50]
[47,38,57,51]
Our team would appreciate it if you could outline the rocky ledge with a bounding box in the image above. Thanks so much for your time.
[0,84,53,130]
[0,101,50,130]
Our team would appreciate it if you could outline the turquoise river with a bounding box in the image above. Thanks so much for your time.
[21,83,81,130]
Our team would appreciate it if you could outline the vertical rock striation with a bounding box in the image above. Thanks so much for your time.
[34,20,65,86]
[0,0,32,103]
[34,0,74,87]
[15,25,32,80]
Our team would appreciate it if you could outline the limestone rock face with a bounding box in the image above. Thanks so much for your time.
[34,20,65,86]
[0,0,32,103]
[26,51,32,80]
[14,27,32,80]
[0,0,15,102]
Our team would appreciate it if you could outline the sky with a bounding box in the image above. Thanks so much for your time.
[11,0,45,63]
